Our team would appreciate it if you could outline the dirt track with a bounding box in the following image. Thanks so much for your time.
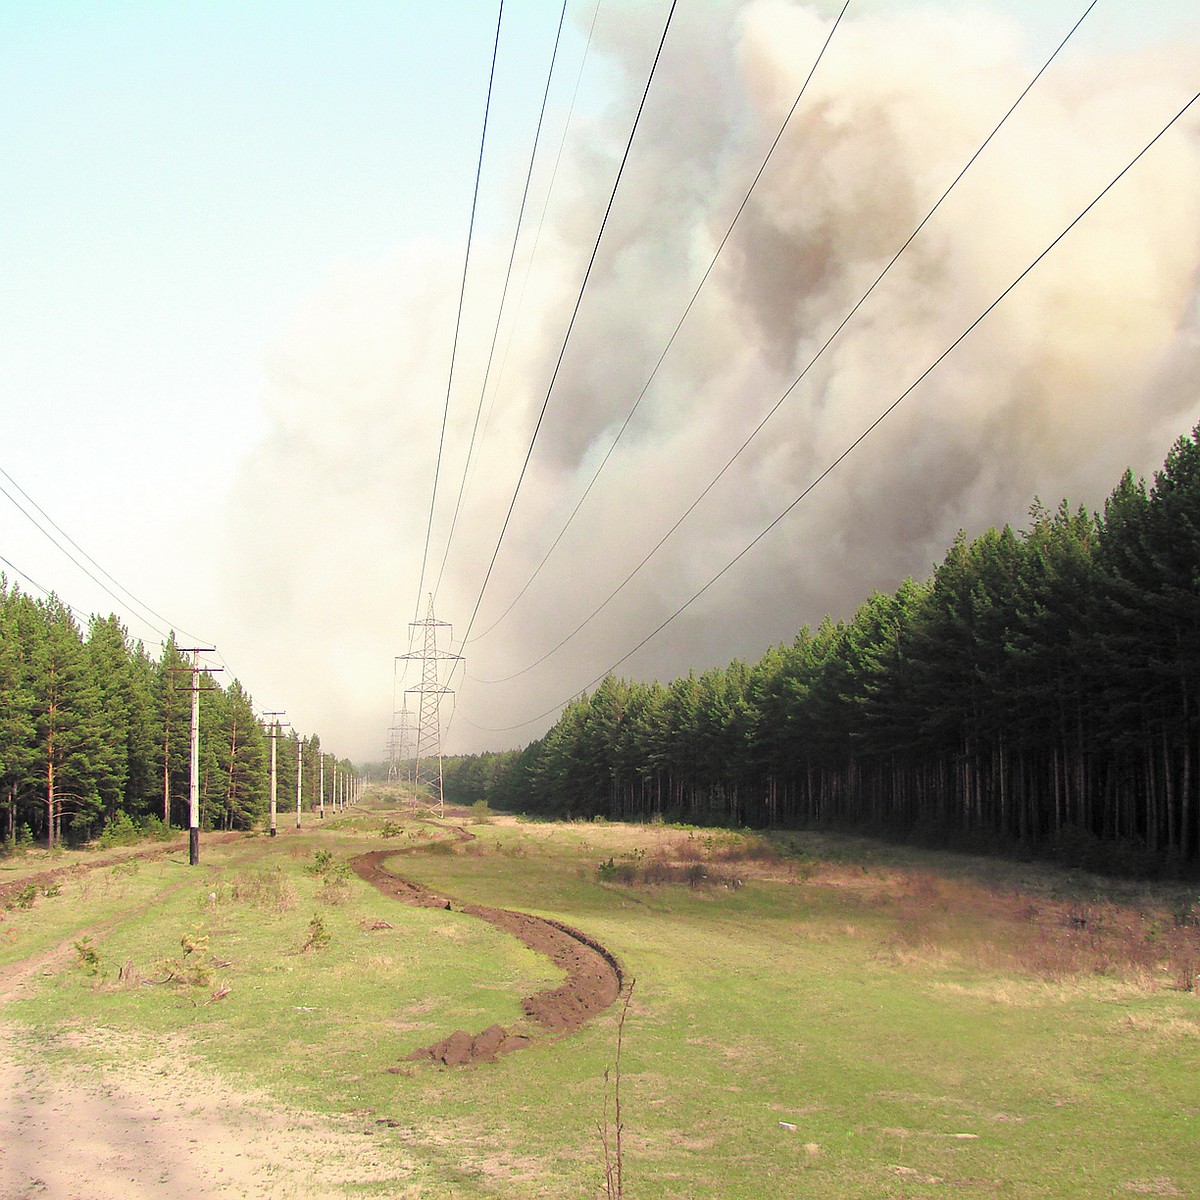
[0,833,244,911]
[349,841,624,1066]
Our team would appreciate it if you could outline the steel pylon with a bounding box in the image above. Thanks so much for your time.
[400,595,460,812]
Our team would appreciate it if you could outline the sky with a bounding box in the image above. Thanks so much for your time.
[2,0,1198,764]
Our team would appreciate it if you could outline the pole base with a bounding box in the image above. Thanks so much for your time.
[189,827,200,866]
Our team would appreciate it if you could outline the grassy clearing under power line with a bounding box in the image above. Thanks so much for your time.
[2,802,1198,1199]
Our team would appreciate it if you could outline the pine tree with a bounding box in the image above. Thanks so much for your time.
[30,596,104,846]
[0,580,39,843]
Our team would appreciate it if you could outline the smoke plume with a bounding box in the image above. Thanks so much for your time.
[214,1,1200,758]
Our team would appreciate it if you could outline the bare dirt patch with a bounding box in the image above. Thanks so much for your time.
[0,1022,415,1200]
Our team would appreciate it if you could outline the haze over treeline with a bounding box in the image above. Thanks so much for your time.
[443,424,1200,871]
[213,0,1200,759]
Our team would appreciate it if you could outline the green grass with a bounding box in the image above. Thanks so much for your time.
[3,807,1198,1199]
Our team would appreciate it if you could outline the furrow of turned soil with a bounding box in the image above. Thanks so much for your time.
[349,834,624,1067]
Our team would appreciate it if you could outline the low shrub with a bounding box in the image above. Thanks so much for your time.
[97,811,140,848]
[597,857,638,884]
[4,881,37,910]
[139,814,173,841]
[73,935,100,975]
[152,928,215,988]
[301,913,330,952]
[599,855,743,890]
[307,848,351,880]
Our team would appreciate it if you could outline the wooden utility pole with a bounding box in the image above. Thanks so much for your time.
[319,753,325,819]
[162,701,171,830]
[295,736,303,829]
[262,712,286,837]
[175,648,220,866]
[190,655,201,860]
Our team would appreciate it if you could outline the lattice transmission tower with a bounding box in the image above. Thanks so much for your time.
[386,700,415,784]
[400,596,461,812]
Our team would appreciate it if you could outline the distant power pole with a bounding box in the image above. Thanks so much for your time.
[295,736,303,829]
[401,595,461,814]
[174,648,221,866]
[262,712,287,837]
[319,753,326,820]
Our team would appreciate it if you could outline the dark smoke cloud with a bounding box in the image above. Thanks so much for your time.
[214,1,1200,758]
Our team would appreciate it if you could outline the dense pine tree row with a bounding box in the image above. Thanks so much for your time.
[445,425,1200,872]
[0,587,355,848]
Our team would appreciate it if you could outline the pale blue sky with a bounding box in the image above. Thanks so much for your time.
[1,1,595,649]
[1,2,585,484]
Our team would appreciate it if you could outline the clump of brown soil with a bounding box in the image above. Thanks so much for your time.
[348,844,624,1066]
[411,1024,533,1066]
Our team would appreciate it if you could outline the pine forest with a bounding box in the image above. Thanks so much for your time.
[0,602,352,849]
[445,424,1200,875]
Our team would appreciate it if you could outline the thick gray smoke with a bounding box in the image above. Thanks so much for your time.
[215,1,1200,758]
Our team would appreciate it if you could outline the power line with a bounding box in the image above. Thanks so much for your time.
[432,0,571,604]
[0,554,89,624]
[469,0,1099,685]
[467,0,605,501]
[0,470,253,697]
[1,471,171,644]
[412,0,506,625]
[0,462,216,648]
[448,0,680,697]
[469,0,854,645]
[466,85,1200,734]
[0,470,322,753]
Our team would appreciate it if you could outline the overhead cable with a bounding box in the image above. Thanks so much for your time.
[467,85,1199,732]
[432,0,571,603]
[470,0,854,645]
[411,0,506,625]
[0,553,87,622]
[470,0,1098,684]
[448,0,680,685]
[0,467,205,646]
[467,0,605,488]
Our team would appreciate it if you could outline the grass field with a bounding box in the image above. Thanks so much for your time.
[1,797,1197,1199]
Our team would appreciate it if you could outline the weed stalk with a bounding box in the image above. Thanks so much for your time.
[602,978,635,1199]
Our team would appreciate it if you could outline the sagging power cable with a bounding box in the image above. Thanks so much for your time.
[470,0,854,645]
[412,0,506,625]
[470,0,1098,685]
[0,463,209,646]
[431,0,571,604]
[467,83,1199,732]
[468,0,605,489]
[447,0,680,685]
